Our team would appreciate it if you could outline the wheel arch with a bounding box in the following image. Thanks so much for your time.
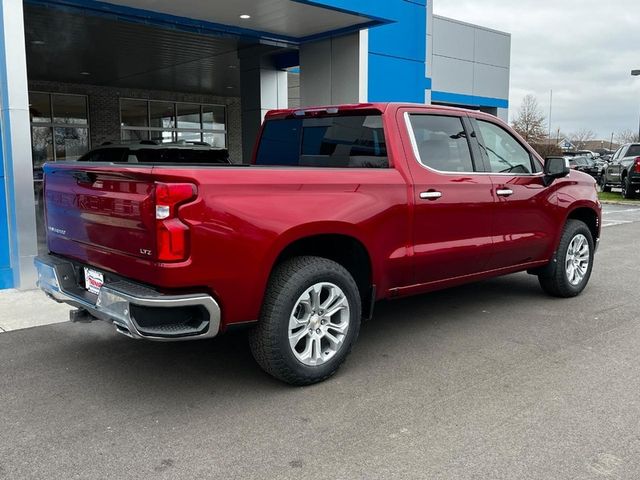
[566,206,600,243]
[265,226,375,319]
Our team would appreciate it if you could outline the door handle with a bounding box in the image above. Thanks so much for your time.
[496,188,514,197]
[420,191,442,200]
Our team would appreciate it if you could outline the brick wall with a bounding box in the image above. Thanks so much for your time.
[28,80,244,163]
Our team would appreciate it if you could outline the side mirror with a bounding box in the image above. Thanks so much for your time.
[543,156,570,186]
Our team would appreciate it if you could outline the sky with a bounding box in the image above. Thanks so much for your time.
[433,0,640,141]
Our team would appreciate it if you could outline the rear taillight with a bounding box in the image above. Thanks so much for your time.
[154,182,196,262]
[635,157,640,173]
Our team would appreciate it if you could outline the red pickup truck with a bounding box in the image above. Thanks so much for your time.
[36,103,601,385]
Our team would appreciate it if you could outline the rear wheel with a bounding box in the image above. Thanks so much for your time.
[249,256,361,385]
[538,219,594,297]
[622,175,636,199]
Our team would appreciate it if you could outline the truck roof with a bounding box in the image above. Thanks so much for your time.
[265,102,488,119]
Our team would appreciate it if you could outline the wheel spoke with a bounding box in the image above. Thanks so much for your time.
[309,285,322,311]
[324,296,348,318]
[311,337,323,363]
[327,320,348,335]
[289,326,309,349]
[324,331,342,348]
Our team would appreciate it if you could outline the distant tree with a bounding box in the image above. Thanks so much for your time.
[570,128,596,150]
[511,94,547,144]
[615,129,640,144]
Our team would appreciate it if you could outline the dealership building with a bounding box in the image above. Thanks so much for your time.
[0,0,511,289]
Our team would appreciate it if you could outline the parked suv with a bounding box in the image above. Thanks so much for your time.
[78,140,231,165]
[600,143,640,198]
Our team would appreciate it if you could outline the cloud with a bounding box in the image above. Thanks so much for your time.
[433,0,640,138]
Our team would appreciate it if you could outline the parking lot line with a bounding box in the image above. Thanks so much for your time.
[602,220,633,228]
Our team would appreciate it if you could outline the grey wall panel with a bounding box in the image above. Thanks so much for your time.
[299,33,363,107]
[431,55,474,94]
[475,28,511,68]
[432,17,474,62]
[431,14,510,104]
[473,63,510,99]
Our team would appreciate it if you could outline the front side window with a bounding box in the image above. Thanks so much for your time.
[477,120,535,174]
[408,114,474,172]
[255,114,388,168]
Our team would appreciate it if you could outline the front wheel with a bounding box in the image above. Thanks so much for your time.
[599,175,611,192]
[538,219,594,297]
[249,256,362,385]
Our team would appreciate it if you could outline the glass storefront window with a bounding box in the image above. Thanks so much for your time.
[29,92,91,255]
[202,105,226,130]
[150,101,175,129]
[203,132,226,148]
[30,93,51,123]
[31,126,54,180]
[54,127,89,161]
[122,129,149,141]
[121,100,227,147]
[121,99,149,127]
[177,131,202,143]
[52,94,88,125]
[177,103,201,129]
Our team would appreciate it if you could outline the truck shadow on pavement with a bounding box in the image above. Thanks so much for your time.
[3,273,550,402]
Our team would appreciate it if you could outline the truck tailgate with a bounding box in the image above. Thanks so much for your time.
[44,163,157,261]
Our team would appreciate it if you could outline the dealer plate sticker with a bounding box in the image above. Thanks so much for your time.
[84,268,104,295]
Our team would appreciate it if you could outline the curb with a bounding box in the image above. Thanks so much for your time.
[599,200,640,206]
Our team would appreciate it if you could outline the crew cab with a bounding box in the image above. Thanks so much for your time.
[600,143,640,198]
[35,103,601,385]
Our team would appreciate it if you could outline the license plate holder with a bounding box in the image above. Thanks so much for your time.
[84,267,104,295]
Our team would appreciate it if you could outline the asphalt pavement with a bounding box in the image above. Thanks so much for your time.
[1,211,639,479]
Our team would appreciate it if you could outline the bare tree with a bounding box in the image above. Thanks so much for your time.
[615,129,640,144]
[570,128,596,150]
[511,95,547,144]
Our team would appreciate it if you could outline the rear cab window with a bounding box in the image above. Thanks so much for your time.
[255,113,389,168]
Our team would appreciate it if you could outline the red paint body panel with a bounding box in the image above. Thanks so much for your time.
[43,103,601,330]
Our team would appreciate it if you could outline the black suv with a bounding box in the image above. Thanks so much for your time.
[600,143,640,198]
[78,140,231,165]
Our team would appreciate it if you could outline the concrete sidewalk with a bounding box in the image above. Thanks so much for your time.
[0,288,70,332]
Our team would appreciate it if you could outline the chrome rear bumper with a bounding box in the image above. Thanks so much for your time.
[35,255,220,342]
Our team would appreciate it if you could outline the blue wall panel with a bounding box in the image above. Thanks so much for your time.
[0,174,12,289]
[431,91,509,109]
[368,54,426,103]
[367,0,428,103]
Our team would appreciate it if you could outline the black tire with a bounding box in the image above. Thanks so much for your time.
[249,256,362,385]
[538,219,594,298]
[599,175,611,192]
[622,175,635,199]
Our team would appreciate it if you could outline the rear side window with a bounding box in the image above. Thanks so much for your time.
[79,148,126,163]
[408,115,475,172]
[626,145,640,157]
[255,115,388,168]
[476,120,535,174]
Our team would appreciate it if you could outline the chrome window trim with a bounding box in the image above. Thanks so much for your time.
[403,112,543,178]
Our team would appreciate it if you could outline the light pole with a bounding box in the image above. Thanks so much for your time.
[632,69,640,140]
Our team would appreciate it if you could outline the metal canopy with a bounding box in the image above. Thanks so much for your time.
[94,0,375,40]
[25,4,253,95]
